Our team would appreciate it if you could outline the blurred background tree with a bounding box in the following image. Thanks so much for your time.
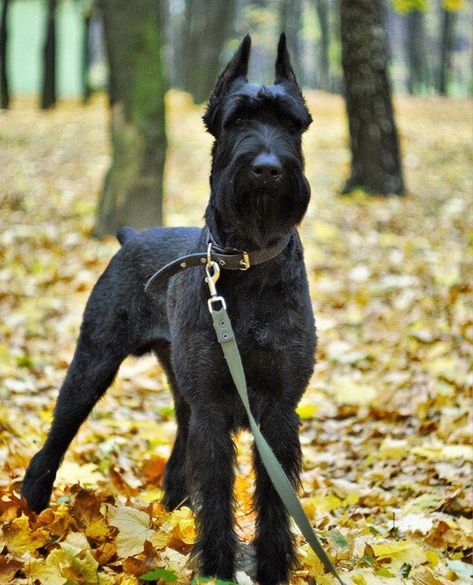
[94,0,167,236]
[178,0,236,104]
[438,0,461,94]
[0,0,9,108]
[41,0,57,109]
[341,0,404,195]
[312,0,330,90]
[0,0,471,231]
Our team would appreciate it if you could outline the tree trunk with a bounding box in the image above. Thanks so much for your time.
[340,0,404,195]
[95,0,167,237]
[329,0,343,92]
[41,0,57,110]
[0,0,9,109]
[313,0,330,90]
[81,12,91,103]
[279,0,303,84]
[182,0,236,104]
[405,10,426,94]
[438,8,456,96]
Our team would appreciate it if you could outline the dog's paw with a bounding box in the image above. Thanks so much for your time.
[162,490,190,512]
[236,542,257,581]
[21,451,57,513]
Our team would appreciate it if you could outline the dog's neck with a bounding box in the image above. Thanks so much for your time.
[204,203,295,252]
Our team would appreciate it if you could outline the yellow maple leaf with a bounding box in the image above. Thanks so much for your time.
[24,548,67,585]
[85,515,110,541]
[379,438,409,460]
[119,576,141,585]
[426,549,440,567]
[60,532,100,584]
[3,514,49,556]
[168,506,196,545]
[313,221,340,243]
[350,569,404,584]
[372,540,427,571]
[303,547,338,585]
[411,443,473,462]
[297,403,319,420]
[305,493,343,513]
[333,379,377,405]
[55,461,103,486]
[107,505,157,557]
[412,567,447,585]
[372,540,413,557]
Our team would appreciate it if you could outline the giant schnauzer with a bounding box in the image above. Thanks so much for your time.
[22,34,316,585]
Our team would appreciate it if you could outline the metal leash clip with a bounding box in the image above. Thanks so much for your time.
[205,243,226,313]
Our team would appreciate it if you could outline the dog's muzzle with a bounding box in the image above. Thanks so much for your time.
[251,153,283,183]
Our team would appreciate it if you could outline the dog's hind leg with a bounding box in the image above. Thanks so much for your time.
[21,270,133,513]
[22,333,126,512]
[21,318,127,513]
[252,408,302,585]
[153,341,191,511]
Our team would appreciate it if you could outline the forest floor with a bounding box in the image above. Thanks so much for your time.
[0,91,472,585]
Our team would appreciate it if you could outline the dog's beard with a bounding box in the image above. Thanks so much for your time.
[210,163,310,249]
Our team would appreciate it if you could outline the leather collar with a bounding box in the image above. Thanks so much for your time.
[144,229,292,294]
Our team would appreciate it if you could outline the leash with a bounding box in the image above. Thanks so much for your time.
[204,255,345,585]
[144,235,345,583]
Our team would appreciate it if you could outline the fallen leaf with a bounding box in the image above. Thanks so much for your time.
[107,505,158,557]
[2,514,49,556]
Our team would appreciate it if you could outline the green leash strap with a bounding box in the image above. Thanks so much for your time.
[209,302,345,585]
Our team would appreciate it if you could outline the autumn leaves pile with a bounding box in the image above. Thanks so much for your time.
[0,92,471,583]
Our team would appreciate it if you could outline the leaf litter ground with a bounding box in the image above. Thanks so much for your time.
[0,92,471,584]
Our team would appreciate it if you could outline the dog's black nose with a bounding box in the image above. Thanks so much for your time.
[251,153,283,182]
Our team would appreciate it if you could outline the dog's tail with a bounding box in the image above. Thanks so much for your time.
[116,226,138,246]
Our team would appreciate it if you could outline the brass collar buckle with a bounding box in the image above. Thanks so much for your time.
[239,251,250,271]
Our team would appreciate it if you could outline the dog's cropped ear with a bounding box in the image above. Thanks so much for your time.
[274,33,297,85]
[219,34,251,90]
[203,35,251,135]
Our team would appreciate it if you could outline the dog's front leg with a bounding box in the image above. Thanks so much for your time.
[253,408,302,585]
[187,410,237,580]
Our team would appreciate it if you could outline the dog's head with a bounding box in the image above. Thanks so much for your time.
[203,34,313,249]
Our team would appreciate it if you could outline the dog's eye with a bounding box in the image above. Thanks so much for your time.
[224,116,246,129]
[284,117,301,131]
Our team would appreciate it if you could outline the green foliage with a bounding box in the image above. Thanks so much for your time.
[141,568,178,582]
[392,0,465,12]
[392,0,427,13]
[331,531,349,550]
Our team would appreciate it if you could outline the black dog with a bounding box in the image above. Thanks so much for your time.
[22,34,316,585]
